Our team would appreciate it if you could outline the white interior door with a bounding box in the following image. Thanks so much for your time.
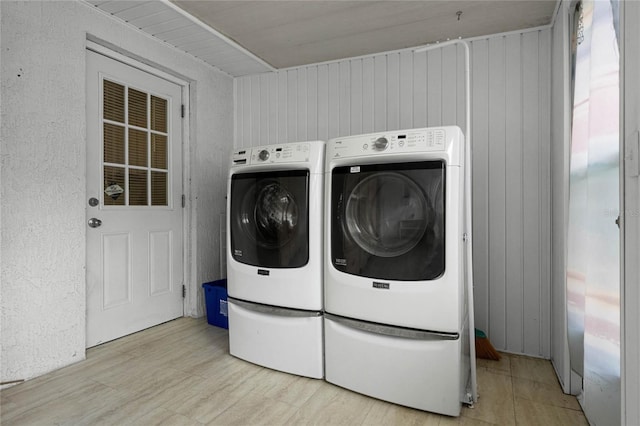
[86,50,184,347]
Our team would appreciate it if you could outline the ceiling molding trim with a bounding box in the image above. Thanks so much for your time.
[160,0,277,73]
[79,0,233,78]
[414,23,554,52]
[549,0,564,29]
[274,23,553,75]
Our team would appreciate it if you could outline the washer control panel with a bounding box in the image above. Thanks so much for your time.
[231,142,311,166]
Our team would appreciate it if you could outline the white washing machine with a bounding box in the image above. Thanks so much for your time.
[226,141,324,379]
[324,127,475,415]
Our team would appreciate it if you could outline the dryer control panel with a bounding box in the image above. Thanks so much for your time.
[231,142,311,166]
[331,129,446,155]
[327,126,463,165]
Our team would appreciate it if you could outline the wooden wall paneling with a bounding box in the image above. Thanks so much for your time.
[538,29,551,358]
[259,74,270,145]
[522,30,542,356]
[350,59,363,136]
[441,45,458,126]
[387,52,400,131]
[427,48,442,126]
[233,79,242,148]
[297,67,308,142]
[250,74,261,145]
[328,63,340,139]
[267,73,278,144]
[470,40,488,334]
[362,57,375,134]
[241,77,251,147]
[317,64,329,142]
[413,51,428,129]
[339,61,351,138]
[306,67,318,141]
[400,50,413,130]
[235,77,243,146]
[470,39,490,334]
[374,55,387,131]
[287,70,298,142]
[505,33,525,353]
[488,36,508,350]
[456,46,467,136]
[278,71,288,143]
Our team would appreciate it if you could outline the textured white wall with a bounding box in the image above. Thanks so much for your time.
[0,0,232,383]
[234,30,552,358]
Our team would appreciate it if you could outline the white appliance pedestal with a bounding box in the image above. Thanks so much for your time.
[324,316,468,417]
[228,299,323,379]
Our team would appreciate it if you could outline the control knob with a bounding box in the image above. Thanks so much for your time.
[258,149,270,161]
[374,137,389,150]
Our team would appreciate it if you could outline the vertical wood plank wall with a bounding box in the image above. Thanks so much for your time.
[234,29,552,358]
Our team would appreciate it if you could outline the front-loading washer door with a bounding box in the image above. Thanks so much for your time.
[331,161,445,281]
[230,170,309,268]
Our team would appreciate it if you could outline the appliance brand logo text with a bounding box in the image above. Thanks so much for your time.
[373,282,390,289]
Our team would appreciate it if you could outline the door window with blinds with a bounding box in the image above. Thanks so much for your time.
[102,79,169,207]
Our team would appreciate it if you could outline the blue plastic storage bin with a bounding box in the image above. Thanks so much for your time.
[202,279,228,329]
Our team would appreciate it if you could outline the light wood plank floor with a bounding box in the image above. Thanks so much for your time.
[1,317,587,425]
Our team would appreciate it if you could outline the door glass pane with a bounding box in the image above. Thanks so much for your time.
[151,96,167,133]
[104,123,125,164]
[151,134,167,169]
[102,79,169,208]
[104,166,125,206]
[151,171,167,206]
[103,80,125,123]
[129,129,148,167]
[129,169,148,206]
[128,88,147,128]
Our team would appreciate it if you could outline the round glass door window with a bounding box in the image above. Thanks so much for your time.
[240,182,299,249]
[344,172,430,257]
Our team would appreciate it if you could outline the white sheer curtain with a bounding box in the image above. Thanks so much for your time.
[567,0,620,424]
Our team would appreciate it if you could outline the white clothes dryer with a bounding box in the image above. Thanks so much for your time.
[324,127,474,415]
[227,141,325,379]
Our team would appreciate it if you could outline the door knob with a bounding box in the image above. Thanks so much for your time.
[88,218,102,228]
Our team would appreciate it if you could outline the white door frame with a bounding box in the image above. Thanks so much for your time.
[621,1,640,424]
[85,40,192,321]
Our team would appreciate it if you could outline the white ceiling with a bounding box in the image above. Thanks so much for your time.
[87,0,558,76]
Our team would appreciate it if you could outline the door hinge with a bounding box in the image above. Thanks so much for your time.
[181,104,185,118]
[182,284,186,298]
[182,194,186,208]
[626,130,640,177]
